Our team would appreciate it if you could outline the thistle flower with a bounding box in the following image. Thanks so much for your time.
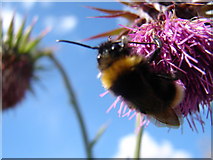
[86,2,213,40]
[88,2,213,130]
[128,14,212,131]
[1,15,51,110]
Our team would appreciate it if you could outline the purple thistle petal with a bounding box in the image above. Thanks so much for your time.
[122,108,132,118]
[117,101,125,117]
[106,96,121,113]
[99,90,109,97]
[129,111,137,120]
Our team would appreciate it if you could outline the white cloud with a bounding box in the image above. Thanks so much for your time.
[21,1,35,10]
[59,16,77,32]
[40,2,52,8]
[43,15,77,34]
[114,132,192,158]
[22,1,52,9]
[198,136,212,158]
[1,8,22,33]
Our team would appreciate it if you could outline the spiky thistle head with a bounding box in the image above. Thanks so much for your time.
[88,2,213,131]
[128,14,213,131]
[85,1,213,40]
[1,14,51,111]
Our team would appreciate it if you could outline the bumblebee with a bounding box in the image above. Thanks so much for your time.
[57,36,185,126]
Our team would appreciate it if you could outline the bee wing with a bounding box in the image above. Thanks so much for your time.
[153,107,180,126]
[127,93,181,126]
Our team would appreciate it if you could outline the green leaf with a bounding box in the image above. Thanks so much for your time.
[0,17,3,50]
[6,14,15,48]
[18,18,37,53]
[23,36,42,54]
[22,25,49,54]
[32,49,52,61]
[89,121,110,148]
[14,16,27,49]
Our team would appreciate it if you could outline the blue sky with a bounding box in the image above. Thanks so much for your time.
[1,2,212,158]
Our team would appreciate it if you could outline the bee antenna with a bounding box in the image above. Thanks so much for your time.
[128,41,155,45]
[56,40,99,50]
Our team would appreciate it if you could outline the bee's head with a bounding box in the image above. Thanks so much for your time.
[97,37,131,70]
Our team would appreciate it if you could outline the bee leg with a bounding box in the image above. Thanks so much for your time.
[155,73,178,81]
[148,36,162,63]
[121,36,129,47]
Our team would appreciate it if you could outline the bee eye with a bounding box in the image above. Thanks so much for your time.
[97,53,102,64]
[97,54,101,59]
[111,43,121,51]
[111,45,115,50]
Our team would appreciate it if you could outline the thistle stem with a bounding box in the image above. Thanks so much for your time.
[134,116,144,159]
[48,54,93,159]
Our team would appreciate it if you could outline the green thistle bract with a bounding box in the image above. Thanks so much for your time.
[1,15,50,110]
